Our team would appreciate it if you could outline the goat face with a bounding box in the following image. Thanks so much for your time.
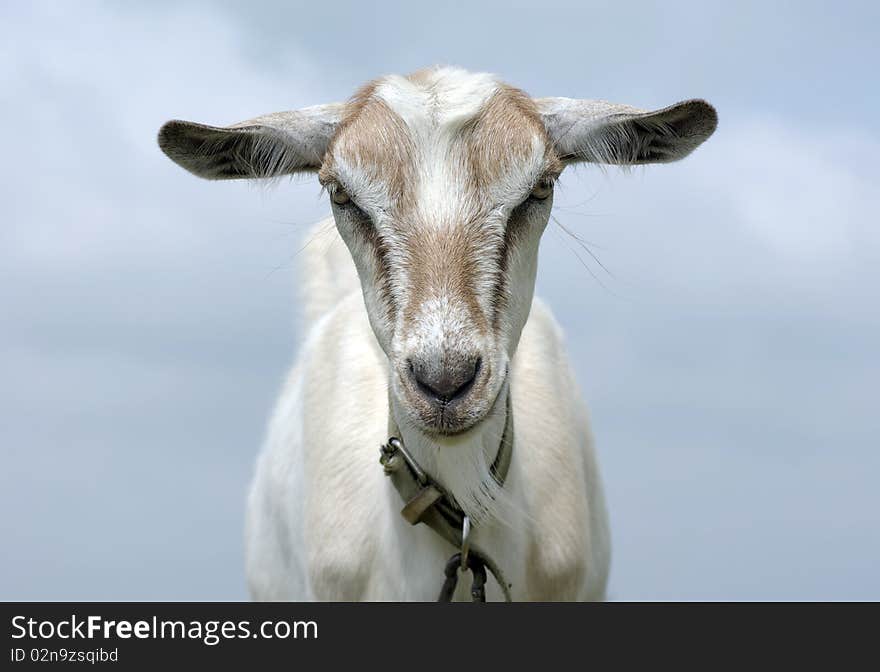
[157,67,717,437]
[321,72,559,435]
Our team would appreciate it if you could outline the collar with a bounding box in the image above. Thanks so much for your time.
[381,391,514,601]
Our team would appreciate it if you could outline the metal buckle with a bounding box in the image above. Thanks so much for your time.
[460,515,471,571]
[381,436,428,485]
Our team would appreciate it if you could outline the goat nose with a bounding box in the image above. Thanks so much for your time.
[408,356,481,403]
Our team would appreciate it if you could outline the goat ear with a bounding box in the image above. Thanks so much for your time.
[157,103,344,180]
[535,97,717,165]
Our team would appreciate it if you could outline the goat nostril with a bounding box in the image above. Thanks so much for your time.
[409,356,481,403]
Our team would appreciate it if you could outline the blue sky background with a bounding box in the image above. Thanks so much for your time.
[2,1,878,599]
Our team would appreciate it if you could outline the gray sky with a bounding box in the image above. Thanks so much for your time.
[2,0,878,600]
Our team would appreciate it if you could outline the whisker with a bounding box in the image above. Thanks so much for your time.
[551,213,615,279]
[550,224,618,296]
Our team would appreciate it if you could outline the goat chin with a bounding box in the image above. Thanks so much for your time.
[388,383,515,528]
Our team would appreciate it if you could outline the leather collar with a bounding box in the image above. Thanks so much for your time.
[381,391,514,601]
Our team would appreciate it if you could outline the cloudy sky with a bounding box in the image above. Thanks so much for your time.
[2,1,878,600]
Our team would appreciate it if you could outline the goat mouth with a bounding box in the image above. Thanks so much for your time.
[408,402,482,437]
[412,370,508,438]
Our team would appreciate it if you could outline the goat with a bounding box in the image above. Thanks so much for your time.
[158,67,717,600]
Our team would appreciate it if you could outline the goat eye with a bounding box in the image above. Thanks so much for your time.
[331,188,351,205]
[529,180,553,201]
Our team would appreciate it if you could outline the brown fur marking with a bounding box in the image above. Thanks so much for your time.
[322,81,417,207]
